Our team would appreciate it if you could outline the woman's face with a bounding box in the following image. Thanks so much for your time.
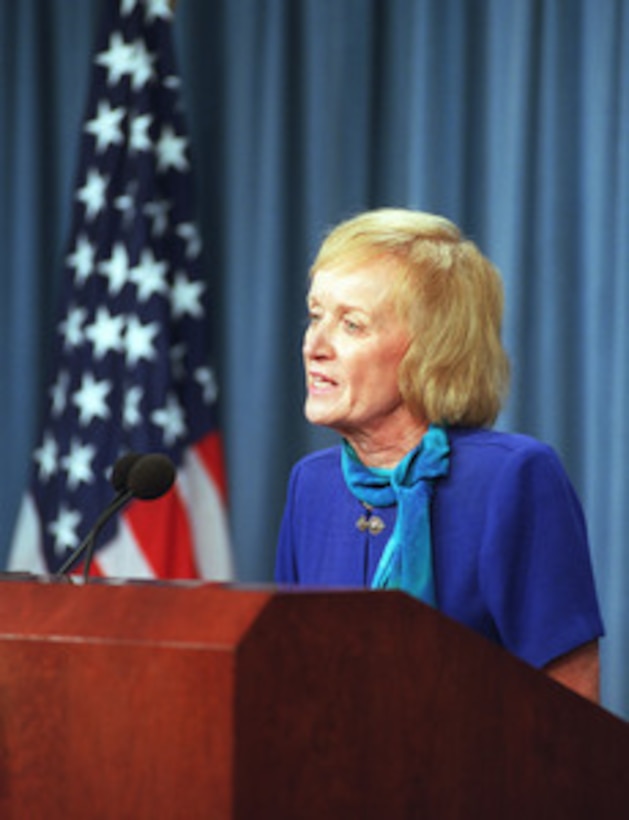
[303,262,414,444]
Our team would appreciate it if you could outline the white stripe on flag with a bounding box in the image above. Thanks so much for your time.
[7,494,49,575]
[178,446,233,580]
[94,516,157,580]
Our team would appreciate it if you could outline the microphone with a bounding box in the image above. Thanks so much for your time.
[111,451,144,493]
[55,452,141,577]
[126,453,176,500]
[55,452,176,579]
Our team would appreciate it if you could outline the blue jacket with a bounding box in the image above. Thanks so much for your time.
[275,427,604,668]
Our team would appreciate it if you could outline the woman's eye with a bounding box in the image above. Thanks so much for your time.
[343,318,363,333]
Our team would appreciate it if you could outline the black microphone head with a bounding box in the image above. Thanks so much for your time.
[111,452,143,493]
[127,453,176,500]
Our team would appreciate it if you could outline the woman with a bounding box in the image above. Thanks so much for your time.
[275,208,604,701]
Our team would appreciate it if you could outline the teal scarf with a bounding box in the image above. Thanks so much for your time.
[341,425,450,606]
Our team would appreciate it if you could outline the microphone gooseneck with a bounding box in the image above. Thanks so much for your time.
[79,489,133,580]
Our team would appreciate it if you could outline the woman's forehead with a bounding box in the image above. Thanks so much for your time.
[309,263,402,306]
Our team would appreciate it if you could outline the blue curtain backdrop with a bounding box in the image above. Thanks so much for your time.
[1,0,628,717]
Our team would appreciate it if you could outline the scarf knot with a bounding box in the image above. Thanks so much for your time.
[341,425,450,605]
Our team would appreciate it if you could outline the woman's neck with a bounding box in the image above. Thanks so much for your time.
[346,420,429,469]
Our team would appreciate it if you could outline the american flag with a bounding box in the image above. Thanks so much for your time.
[8,0,233,580]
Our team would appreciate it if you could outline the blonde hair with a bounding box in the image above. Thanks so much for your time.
[310,208,510,427]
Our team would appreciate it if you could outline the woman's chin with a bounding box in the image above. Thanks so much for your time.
[304,398,342,429]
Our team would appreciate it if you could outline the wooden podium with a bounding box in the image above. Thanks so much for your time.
[0,579,626,819]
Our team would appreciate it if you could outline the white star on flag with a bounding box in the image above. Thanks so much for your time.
[61,438,97,491]
[130,249,168,300]
[155,124,189,172]
[195,366,219,404]
[114,180,139,224]
[176,222,202,258]
[50,371,70,417]
[84,307,126,359]
[163,75,181,92]
[73,373,112,426]
[98,242,131,294]
[143,198,171,235]
[67,234,96,284]
[144,0,173,24]
[123,385,144,429]
[171,271,205,319]
[85,99,126,152]
[129,39,157,90]
[95,31,136,85]
[129,112,153,152]
[151,392,186,446]
[48,505,82,555]
[125,315,160,365]
[121,0,140,16]
[58,305,88,350]
[33,433,59,482]
[76,168,109,220]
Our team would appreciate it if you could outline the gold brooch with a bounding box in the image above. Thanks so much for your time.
[355,512,386,535]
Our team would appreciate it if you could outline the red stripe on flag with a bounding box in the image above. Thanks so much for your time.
[124,486,198,579]
[194,430,229,502]
[82,561,104,579]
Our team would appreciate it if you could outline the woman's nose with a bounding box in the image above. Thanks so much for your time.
[303,320,333,359]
